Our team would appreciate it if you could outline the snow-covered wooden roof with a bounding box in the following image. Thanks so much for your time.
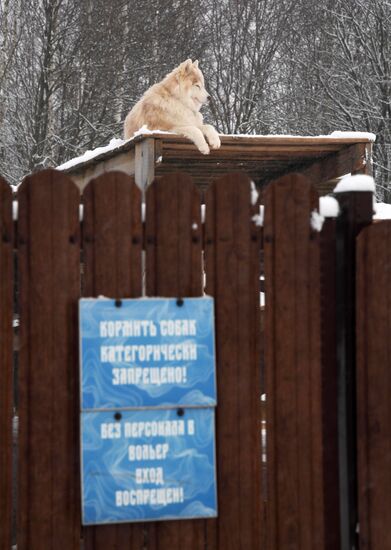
[57,130,375,193]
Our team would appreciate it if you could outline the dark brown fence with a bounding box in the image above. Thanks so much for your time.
[0,177,13,550]
[0,168,388,550]
[356,222,391,550]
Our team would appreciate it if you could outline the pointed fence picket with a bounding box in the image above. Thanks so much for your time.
[82,171,144,550]
[263,174,327,549]
[204,173,263,550]
[145,173,205,550]
[17,170,81,550]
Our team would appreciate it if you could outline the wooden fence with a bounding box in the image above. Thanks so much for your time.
[0,168,388,550]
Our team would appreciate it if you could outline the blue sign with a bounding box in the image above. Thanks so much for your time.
[81,408,218,525]
[79,296,218,525]
[79,297,216,410]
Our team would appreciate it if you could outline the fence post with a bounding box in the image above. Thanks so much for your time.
[319,212,341,548]
[334,185,373,550]
[0,176,14,550]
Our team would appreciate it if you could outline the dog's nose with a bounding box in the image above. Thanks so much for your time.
[206,94,211,101]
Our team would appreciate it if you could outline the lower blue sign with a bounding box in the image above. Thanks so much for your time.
[81,407,217,525]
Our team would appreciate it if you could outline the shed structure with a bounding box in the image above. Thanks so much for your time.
[58,131,375,193]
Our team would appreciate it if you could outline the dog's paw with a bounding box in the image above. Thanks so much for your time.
[203,125,221,149]
[208,133,221,149]
[198,142,210,155]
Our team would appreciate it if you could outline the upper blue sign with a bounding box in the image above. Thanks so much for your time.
[79,297,216,410]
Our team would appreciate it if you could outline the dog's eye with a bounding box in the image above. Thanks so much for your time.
[194,84,201,89]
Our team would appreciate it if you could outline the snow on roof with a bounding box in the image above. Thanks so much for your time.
[329,131,376,141]
[56,129,376,173]
[223,130,376,141]
[57,138,126,171]
[57,127,175,171]
[334,174,375,193]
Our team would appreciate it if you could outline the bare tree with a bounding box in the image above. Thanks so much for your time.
[201,0,297,134]
[0,0,83,181]
[0,0,389,198]
[279,0,391,198]
[0,0,208,182]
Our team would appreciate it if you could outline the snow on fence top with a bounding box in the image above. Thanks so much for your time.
[334,174,376,193]
[320,196,340,217]
[374,202,391,220]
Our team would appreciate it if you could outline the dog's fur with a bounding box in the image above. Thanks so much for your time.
[124,59,221,154]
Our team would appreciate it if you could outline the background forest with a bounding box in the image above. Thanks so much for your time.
[0,0,390,198]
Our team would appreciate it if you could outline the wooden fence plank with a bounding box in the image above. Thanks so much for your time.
[335,190,373,550]
[204,173,263,550]
[264,173,325,550]
[17,169,81,550]
[0,176,14,550]
[319,218,340,548]
[82,171,144,550]
[145,172,204,550]
[145,172,202,298]
[356,222,391,550]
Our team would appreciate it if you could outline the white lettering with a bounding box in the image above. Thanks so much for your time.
[110,366,189,386]
[128,443,169,461]
[101,422,121,439]
[99,320,158,338]
[124,421,184,438]
[159,319,197,336]
[115,487,184,507]
[135,467,164,485]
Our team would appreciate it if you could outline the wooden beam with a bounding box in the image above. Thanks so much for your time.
[63,151,136,193]
[301,144,373,189]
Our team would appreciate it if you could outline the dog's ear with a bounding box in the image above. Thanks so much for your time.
[193,60,199,69]
[179,59,193,74]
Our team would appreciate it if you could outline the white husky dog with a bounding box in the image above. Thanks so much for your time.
[124,59,221,155]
